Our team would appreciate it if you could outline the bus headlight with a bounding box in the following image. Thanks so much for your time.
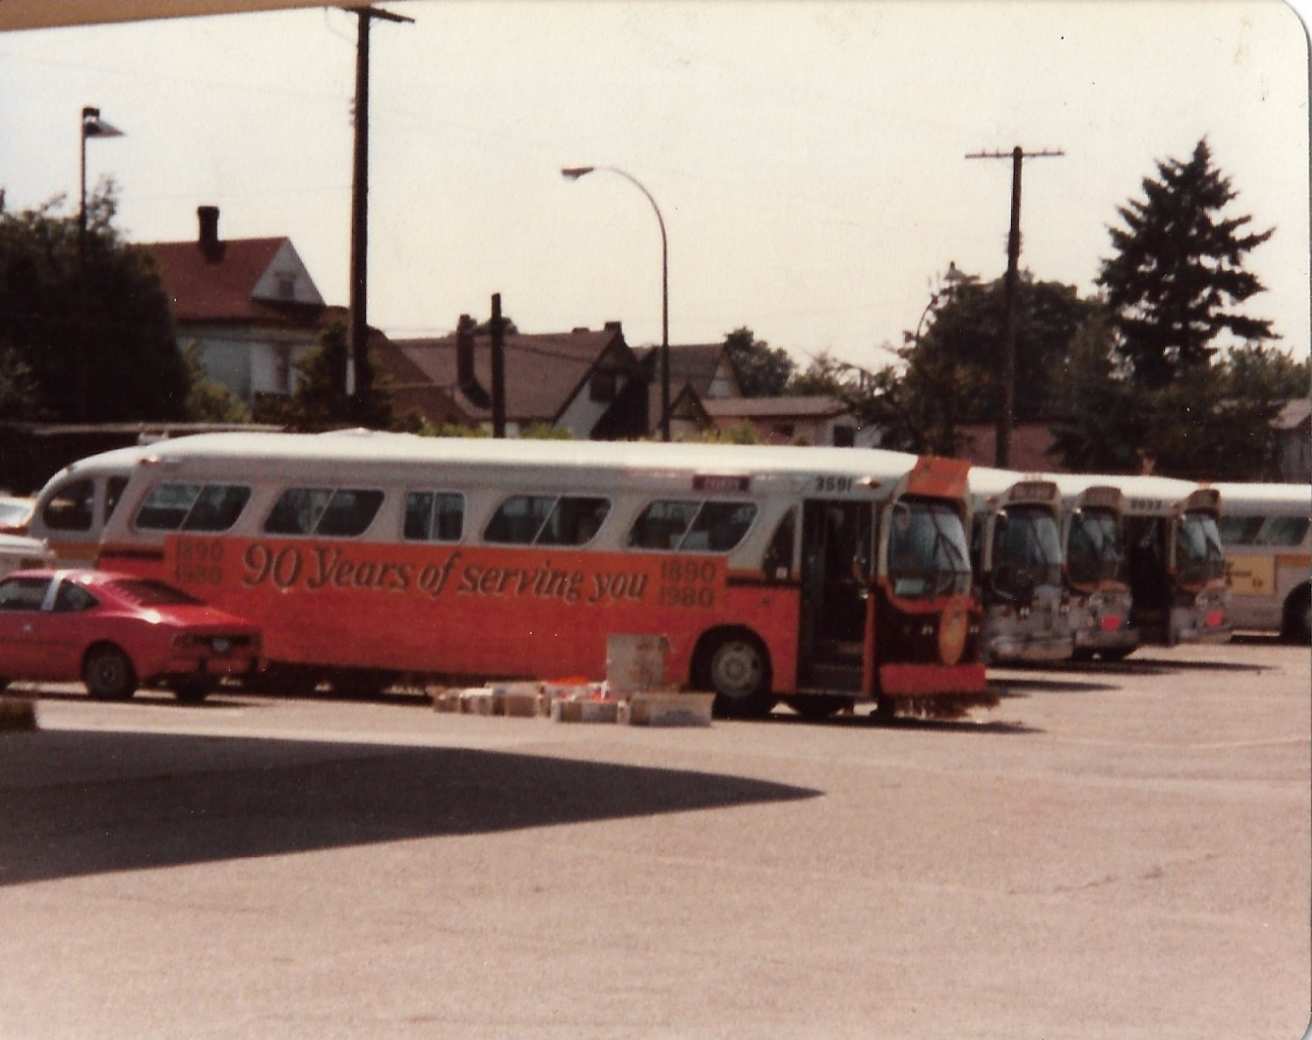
[938,607,969,667]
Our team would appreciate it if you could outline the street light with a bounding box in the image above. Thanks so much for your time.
[561,165,670,442]
[79,106,124,239]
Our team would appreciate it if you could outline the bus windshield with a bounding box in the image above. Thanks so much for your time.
[991,504,1063,598]
[1067,507,1126,585]
[886,498,971,599]
[1176,511,1225,584]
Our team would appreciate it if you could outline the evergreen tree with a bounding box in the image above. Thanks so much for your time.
[1098,138,1276,388]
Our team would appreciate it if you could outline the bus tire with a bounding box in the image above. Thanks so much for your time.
[785,695,851,721]
[83,644,137,700]
[173,679,215,704]
[694,628,775,719]
[1282,587,1312,644]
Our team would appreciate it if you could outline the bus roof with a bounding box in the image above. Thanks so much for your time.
[54,429,936,490]
[1209,482,1312,513]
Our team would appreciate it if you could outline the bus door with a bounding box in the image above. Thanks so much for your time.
[799,500,873,690]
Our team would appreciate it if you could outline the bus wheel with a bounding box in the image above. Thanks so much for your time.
[696,630,775,718]
[172,679,215,705]
[1283,589,1312,643]
[83,645,137,700]
[785,695,851,721]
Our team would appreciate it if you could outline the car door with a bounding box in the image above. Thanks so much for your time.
[0,575,54,679]
[42,578,102,677]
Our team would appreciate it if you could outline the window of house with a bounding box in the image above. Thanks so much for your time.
[404,491,465,542]
[276,273,296,300]
[484,495,610,546]
[628,499,758,553]
[832,425,855,447]
[274,346,293,395]
[265,487,384,537]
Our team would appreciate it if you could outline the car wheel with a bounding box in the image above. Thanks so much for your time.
[1097,646,1136,662]
[83,646,137,700]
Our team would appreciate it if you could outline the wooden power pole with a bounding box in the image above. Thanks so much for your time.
[349,5,412,420]
[965,145,1063,468]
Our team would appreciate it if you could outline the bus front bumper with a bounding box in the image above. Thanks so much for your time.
[985,635,1075,664]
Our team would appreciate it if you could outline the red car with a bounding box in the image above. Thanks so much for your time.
[0,569,262,703]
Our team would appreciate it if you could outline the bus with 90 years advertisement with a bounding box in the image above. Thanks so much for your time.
[1212,482,1311,642]
[28,431,993,719]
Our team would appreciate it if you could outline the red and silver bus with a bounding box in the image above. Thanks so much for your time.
[965,468,1074,663]
[1106,474,1230,649]
[28,431,993,719]
[1043,475,1138,661]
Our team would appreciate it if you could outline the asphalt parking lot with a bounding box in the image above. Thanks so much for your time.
[1,637,1308,1040]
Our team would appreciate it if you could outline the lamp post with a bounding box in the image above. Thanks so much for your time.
[561,165,670,442]
[79,106,124,241]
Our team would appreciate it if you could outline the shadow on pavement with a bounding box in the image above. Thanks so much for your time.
[991,676,1121,695]
[0,731,820,887]
[761,709,1039,736]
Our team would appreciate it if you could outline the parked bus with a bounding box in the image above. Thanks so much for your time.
[965,468,1074,663]
[1042,475,1139,661]
[1103,474,1230,649]
[1212,482,1311,642]
[28,431,992,719]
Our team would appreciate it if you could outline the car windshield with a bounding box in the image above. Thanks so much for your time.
[886,497,971,599]
[1176,512,1225,584]
[1066,507,1126,585]
[991,504,1063,598]
[107,579,202,607]
[0,500,31,526]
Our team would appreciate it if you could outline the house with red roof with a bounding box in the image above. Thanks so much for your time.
[141,206,327,405]
[703,395,876,447]
[375,319,651,439]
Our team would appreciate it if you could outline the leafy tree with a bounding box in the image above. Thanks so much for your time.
[181,342,250,423]
[253,322,399,431]
[0,185,191,421]
[0,344,46,421]
[786,351,847,396]
[1098,138,1276,389]
[915,272,1099,423]
[723,326,796,397]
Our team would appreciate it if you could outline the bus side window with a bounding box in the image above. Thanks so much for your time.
[628,500,699,550]
[683,502,757,552]
[405,491,465,542]
[266,488,333,536]
[317,490,384,537]
[538,497,610,547]
[485,495,556,544]
[1259,515,1310,547]
[43,479,95,532]
[104,476,129,524]
[763,508,796,579]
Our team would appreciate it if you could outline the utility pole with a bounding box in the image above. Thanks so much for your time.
[349,5,413,421]
[965,145,1063,467]
[489,293,507,438]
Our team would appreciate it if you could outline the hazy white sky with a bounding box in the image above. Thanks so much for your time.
[2,1,1308,372]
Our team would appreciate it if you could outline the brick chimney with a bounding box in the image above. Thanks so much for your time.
[197,205,222,262]
[456,313,477,390]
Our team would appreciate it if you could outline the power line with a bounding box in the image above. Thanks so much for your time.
[965,145,1064,467]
